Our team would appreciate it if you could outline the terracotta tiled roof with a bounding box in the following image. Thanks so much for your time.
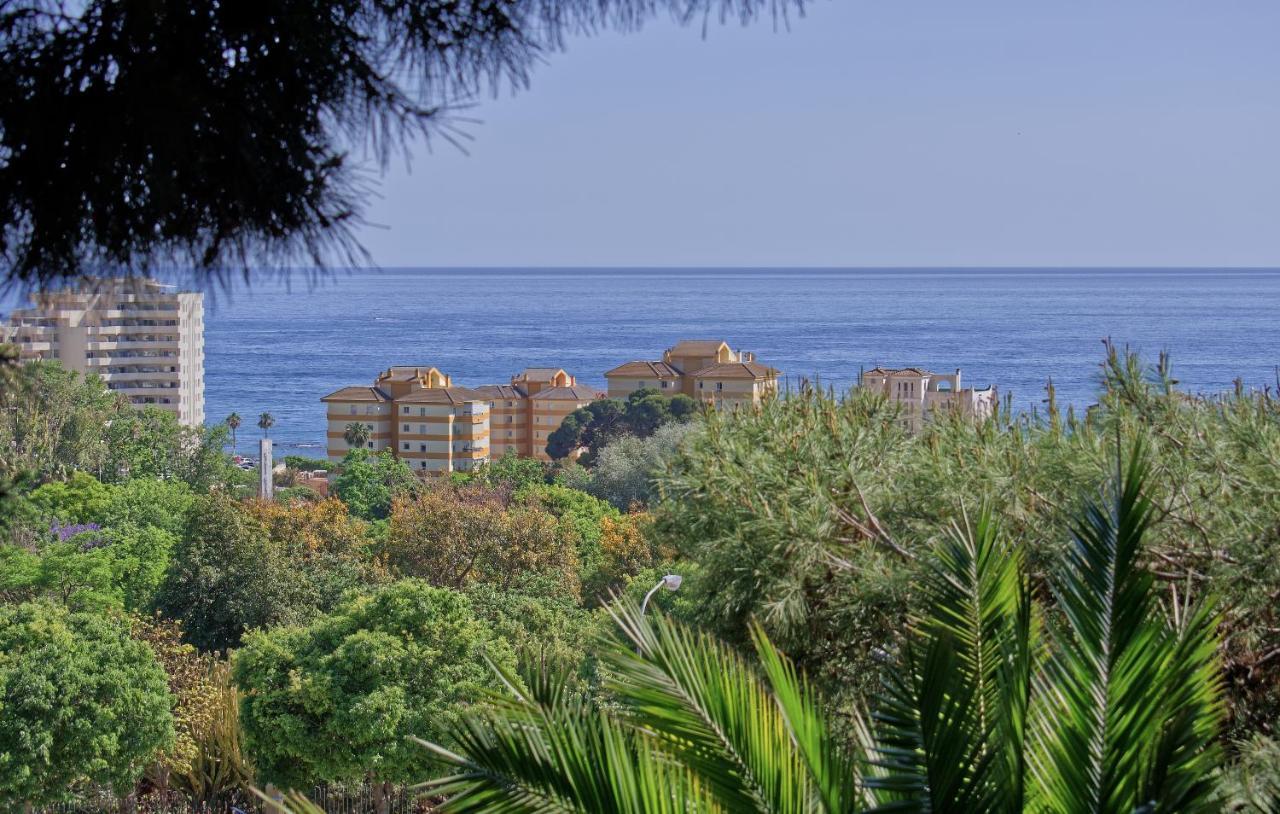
[604,360,681,378]
[321,386,391,402]
[515,367,566,381]
[668,340,729,355]
[531,385,600,402]
[475,384,526,399]
[395,386,488,405]
[690,362,780,380]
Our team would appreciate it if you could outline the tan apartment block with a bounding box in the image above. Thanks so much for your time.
[859,367,997,432]
[321,366,490,475]
[1,277,205,425]
[320,386,394,457]
[606,339,780,408]
[476,368,601,460]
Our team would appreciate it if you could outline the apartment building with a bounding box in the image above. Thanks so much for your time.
[859,367,996,431]
[0,278,205,425]
[605,339,780,409]
[476,368,599,461]
[321,366,490,475]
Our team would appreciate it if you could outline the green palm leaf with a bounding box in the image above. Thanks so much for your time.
[606,600,853,813]
[868,507,1032,813]
[416,659,717,813]
[1028,440,1224,813]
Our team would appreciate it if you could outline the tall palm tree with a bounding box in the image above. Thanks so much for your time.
[343,422,371,450]
[225,412,241,456]
[412,442,1226,813]
[258,412,275,438]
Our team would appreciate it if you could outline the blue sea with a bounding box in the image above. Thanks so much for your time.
[190,268,1280,452]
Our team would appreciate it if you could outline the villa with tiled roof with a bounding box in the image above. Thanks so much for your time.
[858,366,996,431]
[606,339,780,409]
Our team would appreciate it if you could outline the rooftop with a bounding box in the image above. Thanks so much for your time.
[668,339,730,356]
[604,360,681,378]
[396,386,489,405]
[691,361,780,380]
[321,386,391,403]
[531,384,601,402]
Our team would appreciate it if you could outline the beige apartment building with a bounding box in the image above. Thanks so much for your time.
[321,366,490,475]
[606,339,780,409]
[0,278,205,426]
[476,368,599,461]
[859,367,996,431]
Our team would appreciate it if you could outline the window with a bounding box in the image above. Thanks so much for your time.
[698,382,704,390]
[507,430,513,438]
[402,442,410,451]
[420,461,427,469]
[505,415,512,423]
[420,444,426,452]
[366,441,373,449]
[365,405,375,415]
[403,424,410,432]
[350,405,358,415]
[403,406,409,414]
[419,407,426,416]
[661,381,670,389]
[419,424,426,433]
[717,382,723,391]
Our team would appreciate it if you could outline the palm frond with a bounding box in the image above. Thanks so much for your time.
[751,621,871,813]
[606,599,840,814]
[868,506,1032,813]
[415,658,716,814]
[1028,439,1224,813]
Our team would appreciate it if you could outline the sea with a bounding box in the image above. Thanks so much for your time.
[13,268,1280,454]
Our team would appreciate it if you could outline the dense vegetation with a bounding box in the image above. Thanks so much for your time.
[2,349,1279,811]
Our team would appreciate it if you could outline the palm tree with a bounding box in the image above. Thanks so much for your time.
[343,422,371,450]
[258,412,275,438]
[413,442,1226,813]
[225,412,241,456]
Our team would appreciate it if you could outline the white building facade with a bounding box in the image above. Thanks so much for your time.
[1,278,205,426]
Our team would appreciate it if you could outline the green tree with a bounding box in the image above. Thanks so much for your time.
[384,483,580,598]
[546,389,697,463]
[587,422,694,510]
[418,449,1226,812]
[25,469,113,523]
[332,448,418,521]
[258,412,276,438]
[233,580,516,799]
[226,413,242,456]
[0,360,120,479]
[0,602,174,809]
[343,421,372,450]
[104,407,234,488]
[153,494,315,651]
[155,494,385,651]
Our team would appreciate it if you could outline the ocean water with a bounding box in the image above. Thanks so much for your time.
[193,268,1280,452]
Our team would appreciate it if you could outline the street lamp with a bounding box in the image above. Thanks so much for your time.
[641,574,683,615]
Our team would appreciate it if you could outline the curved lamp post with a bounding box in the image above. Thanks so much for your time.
[641,574,683,615]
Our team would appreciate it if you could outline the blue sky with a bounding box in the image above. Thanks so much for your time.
[356,1,1280,267]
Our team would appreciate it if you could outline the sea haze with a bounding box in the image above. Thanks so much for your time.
[194,268,1278,451]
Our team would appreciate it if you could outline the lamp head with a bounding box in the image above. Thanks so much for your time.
[661,574,683,591]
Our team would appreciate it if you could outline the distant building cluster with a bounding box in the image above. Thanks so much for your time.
[322,340,1000,475]
[0,278,205,426]
[858,367,997,432]
[605,339,780,409]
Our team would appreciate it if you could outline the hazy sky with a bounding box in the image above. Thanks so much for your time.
[355,1,1280,267]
